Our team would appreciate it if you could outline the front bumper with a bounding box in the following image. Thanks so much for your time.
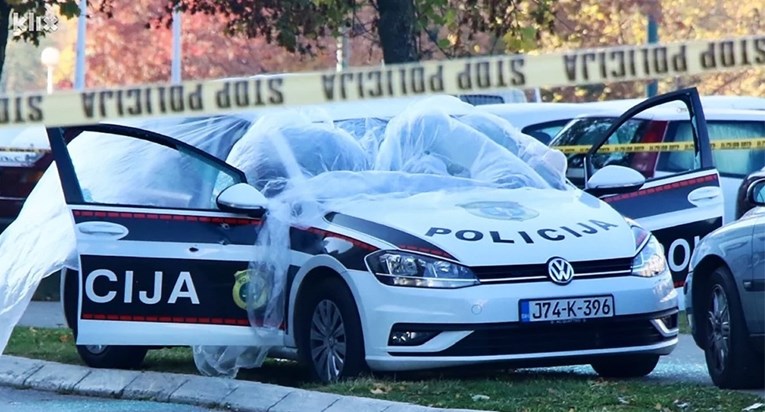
[369,311,678,371]
[388,310,678,357]
[346,269,679,372]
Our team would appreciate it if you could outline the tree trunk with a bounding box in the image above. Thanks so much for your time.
[376,0,419,64]
[0,0,10,86]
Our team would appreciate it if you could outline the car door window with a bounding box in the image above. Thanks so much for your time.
[69,131,243,210]
[553,117,653,178]
[658,120,765,178]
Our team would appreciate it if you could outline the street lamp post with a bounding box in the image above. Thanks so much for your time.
[74,0,87,90]
[171,8,182,84]
[646,15,659,98]
[336,23,350,72]
[40,47,61,94]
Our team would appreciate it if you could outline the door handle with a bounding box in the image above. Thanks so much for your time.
[76,221,129,240]
[687,186,722,204]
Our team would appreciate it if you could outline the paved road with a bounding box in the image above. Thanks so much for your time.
[0,386,221,412]
[528,334,713,384]
[17,302,67,329]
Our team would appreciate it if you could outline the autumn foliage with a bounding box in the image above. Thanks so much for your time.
[83,0,383,88]
[3,0,762,101]
[533,0,765,101]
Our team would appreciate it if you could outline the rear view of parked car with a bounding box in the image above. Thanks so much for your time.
[0,127,53,233]
[684,176,765,389]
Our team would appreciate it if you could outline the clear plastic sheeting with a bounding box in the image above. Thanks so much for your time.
[375,104,567,190]
[193,97,570,377]
[0,95,570,379]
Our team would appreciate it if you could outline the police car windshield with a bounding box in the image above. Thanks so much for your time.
[326,111,569,192]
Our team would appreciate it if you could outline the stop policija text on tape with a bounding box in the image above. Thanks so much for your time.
[0,36,763,128]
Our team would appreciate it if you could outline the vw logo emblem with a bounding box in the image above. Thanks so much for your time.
[547,257,574,285]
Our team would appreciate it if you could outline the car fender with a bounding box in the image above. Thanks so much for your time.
[687,221,754,347]
[286,254,365,345]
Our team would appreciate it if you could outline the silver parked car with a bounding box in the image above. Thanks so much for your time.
[685,177,765,389]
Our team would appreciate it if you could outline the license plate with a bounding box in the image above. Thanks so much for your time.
[520,296,614,322]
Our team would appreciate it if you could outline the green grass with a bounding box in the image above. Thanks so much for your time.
[4,327,198,374]
[678,311,691,334]
[308,375,762,411]
[6,326,762,412]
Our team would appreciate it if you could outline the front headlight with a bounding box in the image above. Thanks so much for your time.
[632,234,668,277]
[365,250,479,288]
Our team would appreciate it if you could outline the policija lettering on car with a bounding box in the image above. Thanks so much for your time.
[84,269,200,305]
[425,219,619,243]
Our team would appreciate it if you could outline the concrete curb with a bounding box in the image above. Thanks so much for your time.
[0,355,495,412]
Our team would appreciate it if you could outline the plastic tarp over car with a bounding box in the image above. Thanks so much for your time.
[0,96,569,377]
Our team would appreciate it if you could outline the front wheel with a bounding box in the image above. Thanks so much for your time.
[591,355,660,378]
[703,267,764,389]
[296,277,367,383]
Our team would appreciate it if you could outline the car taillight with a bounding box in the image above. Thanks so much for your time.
[631,120,667,179]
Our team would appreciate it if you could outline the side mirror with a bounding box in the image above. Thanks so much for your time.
[216,183,268,217]
[747,178,765,207]
[585,165,645,198]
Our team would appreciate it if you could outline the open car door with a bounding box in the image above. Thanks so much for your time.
[582,88,724,294]
[47,124,268,348]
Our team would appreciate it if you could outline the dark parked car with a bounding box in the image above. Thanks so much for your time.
[0,146,53,232]
[684,176,765,389]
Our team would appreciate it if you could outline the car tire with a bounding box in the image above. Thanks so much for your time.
[702,267,765,389]
[590,355,660,378]
[74,344,149,370]
[62,269,149,370]
[296,277,366,383]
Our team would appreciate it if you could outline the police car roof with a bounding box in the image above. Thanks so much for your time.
[578,95,765,111]
[0,126,48,149]
[476,102,611,129]
[573,106,765,121]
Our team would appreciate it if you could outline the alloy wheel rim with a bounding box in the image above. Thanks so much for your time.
[707,284,731,374]
[85,345,107,355]
[309,300,347,382]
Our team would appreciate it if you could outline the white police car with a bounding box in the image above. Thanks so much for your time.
[32,91,707,383]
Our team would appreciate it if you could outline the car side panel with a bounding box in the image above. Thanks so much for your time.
[604,169,724,291]
[71,205,263,346]
[689,218,756,334]
[744,216,765,335]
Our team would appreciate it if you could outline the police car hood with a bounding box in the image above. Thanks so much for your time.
[330,187,636,267]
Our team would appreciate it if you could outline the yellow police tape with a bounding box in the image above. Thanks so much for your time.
[555,138,765,153]
[3,138,765,156]
[0,35,762,129]
[0,147,49,153]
